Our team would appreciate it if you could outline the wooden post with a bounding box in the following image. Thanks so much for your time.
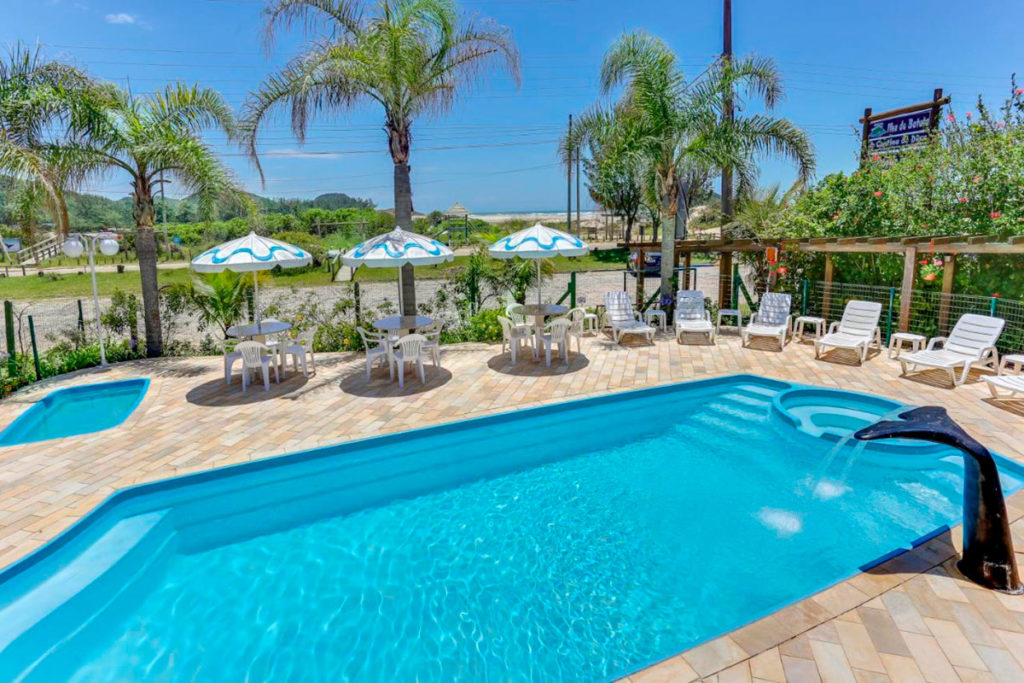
[938,253,956,333]
[683,252,692,289]
[860,107,873,162]
[928,88,945,136]
[718,251,733,308]
[635,247,645,306]
[822,254,834,319]
[899,246,917,332]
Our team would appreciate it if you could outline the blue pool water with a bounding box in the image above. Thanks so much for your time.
[0,379,148,446]
[1,376,1022,681]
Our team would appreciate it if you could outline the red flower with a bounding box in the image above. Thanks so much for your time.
[776,266,788,276]
[990,211,1002,219]
[966,111,973,118]
[873,190,883,197]
[923,273,937,282]
[831,213,839,220]
[919,260,929,266]
[958,197,968,203]
[871,154,881,161]
[947,114,955,122]
[973,175,982,183]
[1016,88,1023,95]
[992,293,1000,298]
[997,121,1006,128]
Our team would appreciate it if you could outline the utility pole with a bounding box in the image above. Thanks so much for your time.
[720,0,734,224]
[566,114,573,234]
[575,145,581,235]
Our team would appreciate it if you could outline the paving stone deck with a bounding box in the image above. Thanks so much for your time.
[1,331,1022,681]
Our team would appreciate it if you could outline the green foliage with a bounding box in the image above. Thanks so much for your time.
[170,270,252,338]
[269,230,327,267]
[457,308,504,343]
[789,83,1024,297]
[100,289,141,351]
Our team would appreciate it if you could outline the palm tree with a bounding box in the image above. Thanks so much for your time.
[598,32,814,300]
[561,106,649,247]
[71,83,239,356]
[241,0,519,316]
[0,46,92,236]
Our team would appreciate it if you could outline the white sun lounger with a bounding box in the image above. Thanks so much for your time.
[742,292,792,350]
[900,314,1004,386]
[604,290,655,344]
[674,290,715,344]
[984,374,1024,398]
[814,300,882,364]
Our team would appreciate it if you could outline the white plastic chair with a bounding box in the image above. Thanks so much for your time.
[236,341,279,392]
[541,318,572,366]
[391,334,428,388]
[814,300,883,364]
[357,326,392,380]
[505,303,533,334]
[222,340,242,385]
[499,316,533,364]
[604,290,655,344]
[566,307,586,354]
[674,290,715,344]
[742,292,793,350]
[420,320,443,368]
[899,314,1004,386]
[281,328,316,377]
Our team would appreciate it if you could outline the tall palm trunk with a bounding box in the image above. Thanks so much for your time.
[659,186,676,302]
[390,124,416,316]
[133,175,163,356]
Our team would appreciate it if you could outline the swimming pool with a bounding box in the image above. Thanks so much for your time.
[1,375,1021,681]
[0,379,149,447]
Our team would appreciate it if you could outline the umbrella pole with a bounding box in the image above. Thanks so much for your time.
[253,271,262,332]
[536,260,541,305]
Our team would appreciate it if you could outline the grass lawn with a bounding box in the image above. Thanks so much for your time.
[0,266,340,300]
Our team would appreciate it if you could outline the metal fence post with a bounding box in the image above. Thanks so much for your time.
[570,272,577,308]
[28,315,41,380]
[886,286,896,344]
[4,301,15,374]
[801,279,808,316]
[77,299,85,332]
[990,297,998,317]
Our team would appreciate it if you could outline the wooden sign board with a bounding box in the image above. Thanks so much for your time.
[860,88,950,161]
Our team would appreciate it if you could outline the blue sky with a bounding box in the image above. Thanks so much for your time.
[5,0,1023,212]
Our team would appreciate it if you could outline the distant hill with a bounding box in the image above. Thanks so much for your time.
[0,181,375,230]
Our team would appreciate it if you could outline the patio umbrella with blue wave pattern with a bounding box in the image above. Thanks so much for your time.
[342,227,454,312]
[488,223,589,304]
[192,231,311,331]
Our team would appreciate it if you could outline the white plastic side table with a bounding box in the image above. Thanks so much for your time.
[717,308,742,334]
[794,315,825,342]
[999,353,1024,375]
[645,309,667,331]
[888,332,926,359]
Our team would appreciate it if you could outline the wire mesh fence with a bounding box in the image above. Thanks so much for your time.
[784,281,1024,354]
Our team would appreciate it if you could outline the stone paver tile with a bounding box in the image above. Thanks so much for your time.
[993,629,1024,668]
[856,607,910,657]
[953,668,998,683]
[901,632,959,683]
[974,645,1024,682]
[962,589,1024,632]
[779,634,814,660]
[630,655,699,682]
[879,590,930,636]
[809,640,856,683]
[780,656,821,683]
[850,670,888,683]
[877,654,925,683]
[950,602,1003,647]
[922,617,987,671]
[716,661,751,683]
[682,637,748,678]
[834,621,885,674]
[748,649,785,683]
[730,615,794,657]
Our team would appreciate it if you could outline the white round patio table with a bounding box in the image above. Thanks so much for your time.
[521,303,568,359]
[373,314,434,338]
[227,320,292,340]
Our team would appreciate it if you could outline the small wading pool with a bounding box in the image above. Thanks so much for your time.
[0,379,149,447]
[0,374,1022,681]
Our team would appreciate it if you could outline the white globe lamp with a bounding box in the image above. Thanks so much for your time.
[99,237,120,257]
[62,237,85,259]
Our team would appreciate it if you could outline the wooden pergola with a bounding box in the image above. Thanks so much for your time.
[619,233,1024,330]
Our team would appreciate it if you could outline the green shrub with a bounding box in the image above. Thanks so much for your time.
[458,308,503,343]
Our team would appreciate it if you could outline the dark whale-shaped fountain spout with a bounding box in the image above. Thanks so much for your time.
[855,406,1022,594]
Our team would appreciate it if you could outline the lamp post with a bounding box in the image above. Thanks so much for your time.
[63,233,120,367]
